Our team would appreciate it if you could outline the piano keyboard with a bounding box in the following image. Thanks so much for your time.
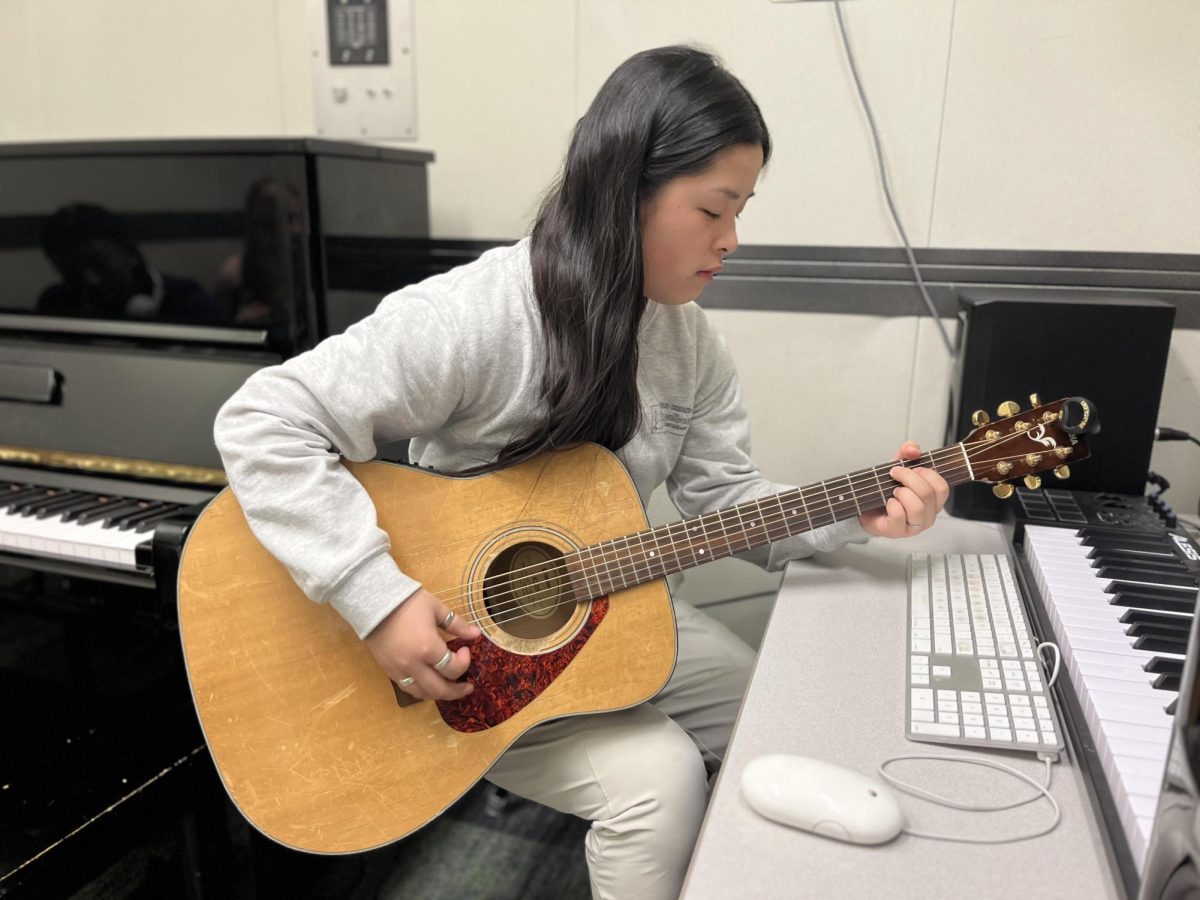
[1021,522,1200,870]
[0,475,213,574]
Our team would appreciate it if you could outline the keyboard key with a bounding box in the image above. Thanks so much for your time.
[911,722,962,738]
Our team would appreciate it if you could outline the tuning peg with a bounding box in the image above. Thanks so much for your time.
[1054,447,1072,459]
[972,410,990,426]
[1029,393,1041,407]
[1054,465,1070,480]
[1024,474,1042,490]
[1025,453,1042,467]
[985,429,1001,441]
[993,483,1015,499]
[997,401,1020,417]
[996,461,1013,476]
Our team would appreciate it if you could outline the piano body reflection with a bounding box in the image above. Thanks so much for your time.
[0,139,431,897]
[1010,489,1200,900]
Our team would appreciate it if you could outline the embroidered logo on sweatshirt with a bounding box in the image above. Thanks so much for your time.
[650,402,693,436]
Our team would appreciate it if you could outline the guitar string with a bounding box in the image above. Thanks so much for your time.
[431,443,968,613]
[463,446,1053,632]
[438,440,1069,630]
[428,423,1063,614]
[434,434,1065,626]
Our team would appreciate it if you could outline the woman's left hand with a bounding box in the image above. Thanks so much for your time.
[858,441,950,539]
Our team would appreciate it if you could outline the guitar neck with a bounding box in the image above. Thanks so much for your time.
[566,443,975,599]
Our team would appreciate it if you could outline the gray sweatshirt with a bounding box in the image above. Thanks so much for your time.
[213,239,867,638]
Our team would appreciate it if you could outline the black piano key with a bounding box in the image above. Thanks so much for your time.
[1109,591,1198,615]
[10,489,63,515]
[1081,532,1174,551]
[1087,548,1178,566]
[1105,582,1198,602]
[1091,549,1187,572]
[1098,564,1198,588]
[0,485,49,509]
[1167,698,1179,716]
[1119,608,1194,630]
[133,507,186,533]
[1133,634,1190,655]
[1144,657,1184,676]
[117,504,177,531]
[77,500,144,526]
[1126,622,1191,642]
[1152,672,1182,692]
[105,502,164,529]
[36,493,102,519]
[61,496,122,522]
[28,491,91,518]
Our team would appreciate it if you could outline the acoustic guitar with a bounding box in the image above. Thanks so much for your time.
[177,395,1097,853]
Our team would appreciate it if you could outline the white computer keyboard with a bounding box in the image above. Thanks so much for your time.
[906,552,1066,754]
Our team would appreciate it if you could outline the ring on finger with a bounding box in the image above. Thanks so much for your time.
[433,649,454,670]
[440,610,456,629]
[397,675,415,688]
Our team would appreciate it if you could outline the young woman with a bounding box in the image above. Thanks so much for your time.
[215,45,947,900]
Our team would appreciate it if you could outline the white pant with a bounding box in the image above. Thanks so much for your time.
[485,599,755,900]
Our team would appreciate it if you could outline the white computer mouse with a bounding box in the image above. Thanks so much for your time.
[740,754,906,845]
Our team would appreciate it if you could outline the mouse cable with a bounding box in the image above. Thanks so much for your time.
[832,0,956,357]
[877,754,1061,844]
[1037,641,1062,687]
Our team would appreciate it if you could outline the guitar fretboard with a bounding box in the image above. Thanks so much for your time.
[565,446,974,599]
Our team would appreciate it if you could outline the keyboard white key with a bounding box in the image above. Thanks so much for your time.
[1022,524,1190,875]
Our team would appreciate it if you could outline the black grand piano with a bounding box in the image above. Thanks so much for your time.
[0,138,432,898]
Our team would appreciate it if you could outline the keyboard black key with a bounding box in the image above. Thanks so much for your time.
[1119,609,1194,630]
[11,490,62,515]
[77,500,144,526]
[36,493,102,519]
[26,491,89,518]
[1143,657,1184,676]
[105,502,164,529]
[1109,591,1197,615]
[1081,532,1171,551]
[117,504,176,531]
[1152,672,1182,692]
[1105,583,1198,603]
[1091,551,1188,574]
[1126,622,1191,642]
[61,496,122,522]
[0,486,49,509]
[1097,565,1198,588]
[133,507,186,533]
[1133,634,1189,655]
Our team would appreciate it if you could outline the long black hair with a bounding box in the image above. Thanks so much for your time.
[488,45,771,470]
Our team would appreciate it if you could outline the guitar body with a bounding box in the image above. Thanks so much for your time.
[177,444,676,853]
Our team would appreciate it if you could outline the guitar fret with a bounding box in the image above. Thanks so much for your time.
[566,434,1017,600]
[766,494,791,542]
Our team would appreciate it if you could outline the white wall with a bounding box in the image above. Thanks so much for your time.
[2,0,1198,522]
[4,0,1197,250]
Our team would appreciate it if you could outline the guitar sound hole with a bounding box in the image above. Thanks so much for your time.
[483,542,577,640]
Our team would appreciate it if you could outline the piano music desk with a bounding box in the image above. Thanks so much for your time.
[681,517,1121,900]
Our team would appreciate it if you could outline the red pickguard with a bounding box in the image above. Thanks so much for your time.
[436,596,609,733]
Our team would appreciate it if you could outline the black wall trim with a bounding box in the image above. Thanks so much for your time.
[324,238,1200,329]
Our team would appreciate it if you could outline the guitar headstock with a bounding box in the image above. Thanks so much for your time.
[962,395,1099,498]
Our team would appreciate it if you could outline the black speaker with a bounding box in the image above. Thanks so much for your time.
[946,290,1175,521]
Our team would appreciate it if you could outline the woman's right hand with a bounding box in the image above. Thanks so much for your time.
[364,587,482,701]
